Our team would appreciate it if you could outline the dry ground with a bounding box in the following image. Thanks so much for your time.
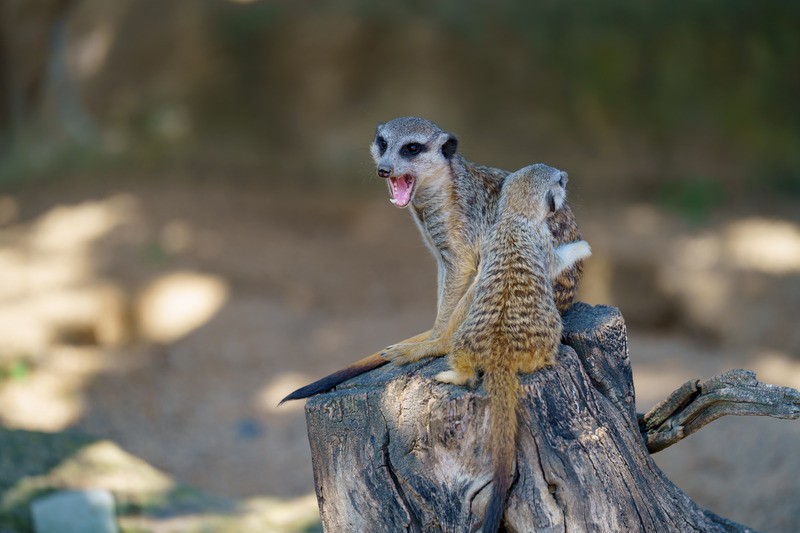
[0,173,798,531]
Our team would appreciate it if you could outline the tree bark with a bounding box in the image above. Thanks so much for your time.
[304,303,798,532]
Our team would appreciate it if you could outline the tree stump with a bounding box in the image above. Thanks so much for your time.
[304,303,800,532]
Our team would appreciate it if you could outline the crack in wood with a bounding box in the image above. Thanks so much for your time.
[381,413,423,533]
[466,478,492,533]
[530,431,566,533]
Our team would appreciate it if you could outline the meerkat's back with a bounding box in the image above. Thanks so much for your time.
[444,163,570,383]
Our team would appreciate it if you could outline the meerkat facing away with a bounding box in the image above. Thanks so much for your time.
[281,117,584,404]
[435,164,591,533]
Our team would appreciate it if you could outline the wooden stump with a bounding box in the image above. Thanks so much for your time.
[304,303,799,532]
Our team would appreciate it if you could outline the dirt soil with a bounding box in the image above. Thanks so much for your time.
[0,173,798,531]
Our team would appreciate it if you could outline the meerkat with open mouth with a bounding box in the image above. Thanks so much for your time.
[282,117,585,403]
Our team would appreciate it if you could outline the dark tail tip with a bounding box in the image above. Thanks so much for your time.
[479,469,512,533]
[278,354,389,406]
[480,487,506,533]
[278,382,322,405]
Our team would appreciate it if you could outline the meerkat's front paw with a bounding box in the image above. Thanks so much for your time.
[380,343,410,363]
[381,343,427,365]
[434,370,477,387]
[381,340,448,365]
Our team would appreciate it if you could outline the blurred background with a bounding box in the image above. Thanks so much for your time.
[0,0,798,531]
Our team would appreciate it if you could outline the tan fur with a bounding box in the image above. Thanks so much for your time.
[281,118,585,404]
[374,119,582,366]
[434,164,591,532]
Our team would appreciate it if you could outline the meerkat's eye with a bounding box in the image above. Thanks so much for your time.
[377,136,388,155]
[401,142,425,157]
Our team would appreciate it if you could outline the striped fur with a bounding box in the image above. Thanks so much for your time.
[281,118,584,403]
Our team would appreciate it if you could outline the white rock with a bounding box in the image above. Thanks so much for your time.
[31,490,118,533]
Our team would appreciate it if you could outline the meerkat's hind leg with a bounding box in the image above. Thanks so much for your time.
[552,240,592,278]
[518,346,559,374]
[435,349,479,387]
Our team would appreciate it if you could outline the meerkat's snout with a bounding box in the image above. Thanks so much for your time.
[377,165,392,178]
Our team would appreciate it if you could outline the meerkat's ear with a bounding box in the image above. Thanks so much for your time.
[547,191,557,213]
[441,135,458,159]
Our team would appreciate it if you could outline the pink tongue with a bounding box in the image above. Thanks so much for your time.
[391,176,413,207]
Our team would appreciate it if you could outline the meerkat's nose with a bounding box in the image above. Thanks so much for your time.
[377,165,393,178]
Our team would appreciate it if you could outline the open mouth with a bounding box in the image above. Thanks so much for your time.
[387,174,416,207]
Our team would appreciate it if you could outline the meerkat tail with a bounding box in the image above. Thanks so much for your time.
[480,363,520,533]
[279,353,388,404]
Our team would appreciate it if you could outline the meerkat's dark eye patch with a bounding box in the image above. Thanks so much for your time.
[376,136,388,155]
[401,142,427,158]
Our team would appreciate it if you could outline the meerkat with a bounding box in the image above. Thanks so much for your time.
[434,163,590,533]
[281,117,584,403]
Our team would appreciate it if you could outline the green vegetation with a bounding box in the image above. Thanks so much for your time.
[659,175,725,224]
[0,358,33,384]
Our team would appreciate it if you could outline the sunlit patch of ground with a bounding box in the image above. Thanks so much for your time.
[1,346,105,430]
[725,218,800,274]
[137,271,229,343]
